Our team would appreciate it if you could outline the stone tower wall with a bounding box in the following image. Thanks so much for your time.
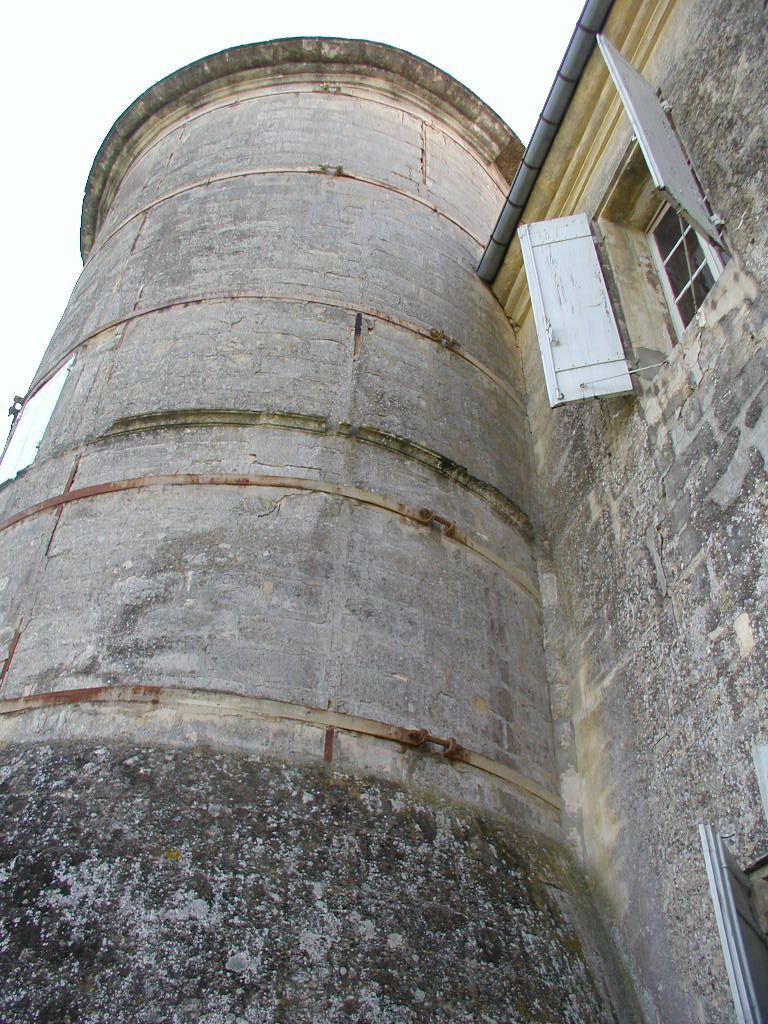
[0,40,554,823]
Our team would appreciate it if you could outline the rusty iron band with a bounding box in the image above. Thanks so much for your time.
[0,683,562,812]
[87,167,485,265]
[0,473,538,600]
[28,292,523,411]
[0,620,22,686]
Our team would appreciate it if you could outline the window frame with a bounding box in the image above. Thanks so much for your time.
[647,203,725,339]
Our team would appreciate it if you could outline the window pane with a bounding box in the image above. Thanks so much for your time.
[676,287,696,328]
[664,242,692,298]
[649,204,723,338]
[692,262,716,306]
[653,206,683,260]
[684,230,709,275]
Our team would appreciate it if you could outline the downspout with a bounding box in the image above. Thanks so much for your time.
[477,0,615,283]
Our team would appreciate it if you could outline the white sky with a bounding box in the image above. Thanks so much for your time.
[0,0,584,437]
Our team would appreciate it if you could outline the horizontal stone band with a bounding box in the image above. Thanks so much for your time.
[105,84,507,218]
[102,410,531,536]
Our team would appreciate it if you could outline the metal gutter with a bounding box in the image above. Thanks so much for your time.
[477,0,615,283]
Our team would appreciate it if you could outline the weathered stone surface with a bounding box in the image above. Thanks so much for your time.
[519,261,767,1024]
[0,741,630,1024]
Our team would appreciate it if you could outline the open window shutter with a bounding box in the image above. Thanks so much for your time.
[699,824,768,1024]
[0,359,73,484]
[519,213,632,407]
[755,745,768,824]
[597,35,720,244]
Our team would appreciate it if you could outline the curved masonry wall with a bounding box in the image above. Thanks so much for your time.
[0,39,548,801]
[0,40,635,1020]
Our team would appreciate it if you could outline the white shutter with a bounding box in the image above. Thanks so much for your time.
[519,213,632,407]
[699,824,768,1024]
[0,359,73,484]
[597,35,720,244]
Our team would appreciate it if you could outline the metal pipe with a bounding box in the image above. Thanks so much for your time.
[477,0,615,282]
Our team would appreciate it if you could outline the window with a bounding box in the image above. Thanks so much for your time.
[0,359,73,485]
[517,36,727,408]
[648,204,724,337]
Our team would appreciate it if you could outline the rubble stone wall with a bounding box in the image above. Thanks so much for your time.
[510,3,768,1021]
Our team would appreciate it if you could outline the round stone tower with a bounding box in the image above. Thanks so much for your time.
[0,40,633,1022]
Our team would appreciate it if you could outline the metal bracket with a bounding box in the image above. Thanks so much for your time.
[406,728,464,759]
[417,508,457,538]
[428,327,460,351]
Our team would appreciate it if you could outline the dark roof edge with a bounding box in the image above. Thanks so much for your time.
[477,0,615,283]
[81,36,520,261]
